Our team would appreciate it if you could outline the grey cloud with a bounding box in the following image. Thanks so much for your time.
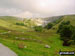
[0,0,75,18]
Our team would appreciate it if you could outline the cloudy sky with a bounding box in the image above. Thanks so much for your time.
[0,0,75,18]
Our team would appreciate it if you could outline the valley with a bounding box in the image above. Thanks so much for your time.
[0,15,75,56]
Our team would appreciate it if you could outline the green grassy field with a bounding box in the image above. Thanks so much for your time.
[0,15,75,56]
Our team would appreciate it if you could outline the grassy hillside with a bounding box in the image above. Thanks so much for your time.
[62,15,75,26]
[53,15,75,29]
[0,16,30,31]
[0,16,43,31]
[0,26,75,56]
[0,15,75,56]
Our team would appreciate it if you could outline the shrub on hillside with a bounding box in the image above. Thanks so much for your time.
[45,23,53,29]
[16,23,25,26]
[34,26,43,32]
[72,27,75,44]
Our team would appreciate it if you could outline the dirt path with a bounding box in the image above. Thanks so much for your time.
[0,43,17,56]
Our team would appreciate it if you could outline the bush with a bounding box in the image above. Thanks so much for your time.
[72,27,75,44]
[34,26,43,32]
[16,23,20,25]
[57,24,63,33]
[45,23,53,29]
[16,23,25,26]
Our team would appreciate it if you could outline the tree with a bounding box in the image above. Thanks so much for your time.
[34,26,43,32]
[16,22,25,26]
[57,21,75,46]
[60,25,72,40]
[45,23,53,29]
[65,21,70,25]
[72,27,75,44]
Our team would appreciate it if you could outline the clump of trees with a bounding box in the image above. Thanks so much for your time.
[45,23,53,29]
[57,21,75,46]
[34,22,54,32]
[34,26,43,32]
[16,23,25,26]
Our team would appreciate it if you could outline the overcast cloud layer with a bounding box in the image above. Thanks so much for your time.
[0,0,75,18]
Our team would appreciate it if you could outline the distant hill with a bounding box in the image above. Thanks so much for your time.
[53,15,75,29]
[43,16,63,22]
[61,15,75,26]
[28,16,63,26]
[0,15,75,31]
[0,16,45,31]
[0,16,22,23]
[0,16,28,31]
[41,16,63,26]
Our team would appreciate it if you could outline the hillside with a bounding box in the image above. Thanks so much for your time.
[0,16,64,31]
[0,15,75,30]
[0,16,29,31]
[61,15,75,26]
[53,15,75,29]
[42,16,63,25]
